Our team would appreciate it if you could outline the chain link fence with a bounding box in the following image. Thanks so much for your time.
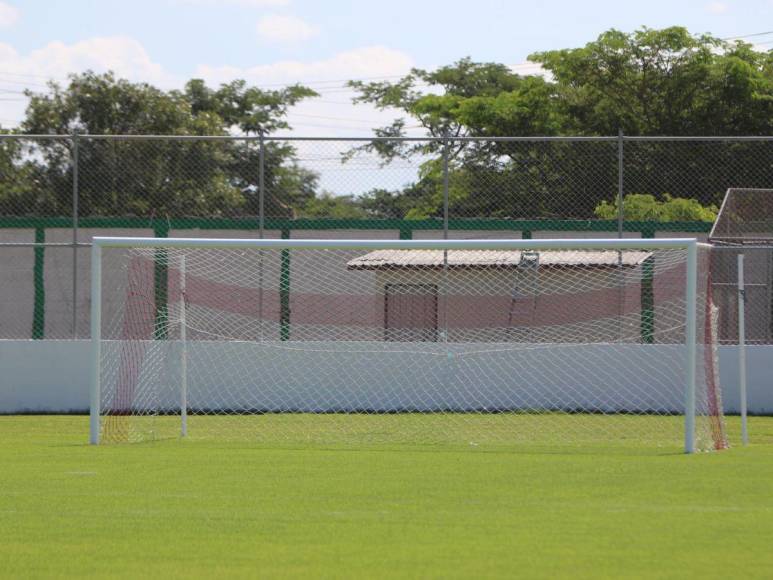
[1,134,772,340]
[711,246,773,345]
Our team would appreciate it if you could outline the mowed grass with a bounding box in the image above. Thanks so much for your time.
[1,416,772,579]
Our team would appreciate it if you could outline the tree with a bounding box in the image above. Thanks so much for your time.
[0,137,50,216]
[351,28,773,139]
[531,27,773,136]
[298,192,366,219]
[1,71,319,218]
[348,28,773,219]
[347,59,550,162]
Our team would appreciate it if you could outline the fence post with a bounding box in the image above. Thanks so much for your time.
[32,227,45,339]
[258,131,265,239]
[280,227,291,341]
[441,135,450,349]
[738,253,748,445]
[258,132,266,341]
[617,128,624,238]
[153,220,170,340]
[180,254,188,438]
[71,131,79,338]
[442,135,450,240]
[616,130,626,340]
[640,255,655,343]
[89,241,102,445]
[684,240,698,454]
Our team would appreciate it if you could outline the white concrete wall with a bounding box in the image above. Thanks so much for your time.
[0,341,90,412]
[0,340,770,414]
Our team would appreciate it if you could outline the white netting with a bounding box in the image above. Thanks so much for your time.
[96,240,727,451]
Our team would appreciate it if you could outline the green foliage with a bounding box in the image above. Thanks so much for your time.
[350,25,773,140]
[348,27,773,219]
[595,194,719,222]
[350,58,524,140]
[531,27,773,135]
[1,71,318,218]
[183,79,316,135]
[298,192,367,219]
[359,188,416,219]
[5,28,772,222]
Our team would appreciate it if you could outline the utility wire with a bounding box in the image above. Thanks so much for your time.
[722,30,773,41]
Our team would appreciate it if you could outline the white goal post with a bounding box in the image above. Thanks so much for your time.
[89,237,727,452]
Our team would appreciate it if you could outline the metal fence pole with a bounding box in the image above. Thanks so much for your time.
[442,136,450,240]
[71,131,79,338]
[442,138,450,346]
[180,254,188,437]
[738,253,749,445]
[258,132,265,239]
[258,132,265,341]
[616,130,625,338]
[684,240,698,454]
[617,128,624,238]
[89,241,102,445]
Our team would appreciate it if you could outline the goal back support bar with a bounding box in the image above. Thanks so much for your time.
[89,237,703,452]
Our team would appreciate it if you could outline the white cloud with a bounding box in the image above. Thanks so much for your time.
[706,2,728,13]
[256,14,318,44]
[0,38,420,194]
[509,61,547,78]
[24,37,178,87]
[196,45,417,139]
[0,2,20,27]
[197,45,412,86]
[197,47,420,193]
[0,36,178,127]
[0,37,416,143]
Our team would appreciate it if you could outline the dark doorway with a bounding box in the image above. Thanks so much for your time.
[384,283,438,342]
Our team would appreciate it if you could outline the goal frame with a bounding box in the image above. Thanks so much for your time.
[89,236,701,452]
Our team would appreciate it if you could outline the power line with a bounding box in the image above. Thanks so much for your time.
[0,77,52,89]
[0,70,68,81]
[722,30,773,41]
[285,122,377,131]
[313,84,432,95]
[289,112,392,123]
[314,99,360,105]
[238,74,411,88]
[0,61,547,96]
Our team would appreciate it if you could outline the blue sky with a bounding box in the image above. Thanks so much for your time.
[1,0,772,133]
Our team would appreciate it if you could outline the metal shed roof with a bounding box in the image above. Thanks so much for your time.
[346,249,652,270]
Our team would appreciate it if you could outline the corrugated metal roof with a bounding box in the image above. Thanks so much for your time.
[347,249,652,269]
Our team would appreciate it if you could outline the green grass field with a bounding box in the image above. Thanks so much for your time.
[1,416,773,579]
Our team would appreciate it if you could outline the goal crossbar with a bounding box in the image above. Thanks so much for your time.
[90,236,703,251]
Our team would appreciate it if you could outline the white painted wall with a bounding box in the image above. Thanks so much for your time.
[0,341,90,413]
[0,340,770,414]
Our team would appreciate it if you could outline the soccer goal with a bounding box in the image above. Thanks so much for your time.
[89,237,727,452]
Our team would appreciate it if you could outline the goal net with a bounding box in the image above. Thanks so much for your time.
[90,238,727,452]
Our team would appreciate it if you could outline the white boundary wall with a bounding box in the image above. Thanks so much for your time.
[1,340,771,414]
